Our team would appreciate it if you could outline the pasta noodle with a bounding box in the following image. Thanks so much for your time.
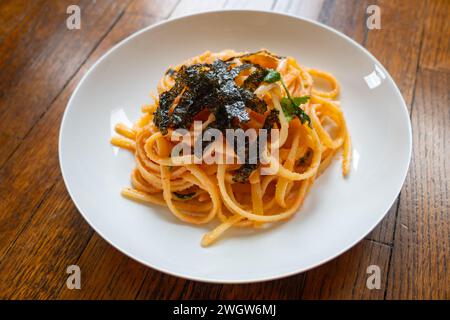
[111,49,351,246]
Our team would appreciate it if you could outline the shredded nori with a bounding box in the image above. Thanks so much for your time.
[262,109,280,130]
[153,65,187,135]
[154,53,284,182]
[232,163,259,183]
[243,66,268,91]
[232,109,280,183]
[224,49,285,62]
[154,60,265,134]
[165,68,177,77]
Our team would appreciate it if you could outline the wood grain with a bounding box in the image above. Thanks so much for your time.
[301,240,391,299]
[137,269,306,300]
[58,233,148,300]
[365,0,425,110]
[138,241,390,300]
[0,180,93,299]
[0,132,21,168]
[0,10,162,300]
[386,68,449,299]
[317,0,370,44]
[0,0,44,40]
[55,9,177,301]
[419,0,450,72]
[0,0,133,262]
[126,0,180,18]
[361,0,428,245]
[0,0,448,300]
[0,0,131,170]
[57,12,167,299]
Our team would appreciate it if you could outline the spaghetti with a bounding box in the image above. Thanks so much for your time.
[111,49,351,247]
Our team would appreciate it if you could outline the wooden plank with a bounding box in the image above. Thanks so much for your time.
[224,0,275,10]
[317,0,370,44]
[365,0,425,110]
[361,0,427,244]
[170,0,227,18]
[0,0,44,40]
[386,68,449,299]
[126,0,180,18]
[137,240,390,299]
[58,233,148,299]
[366,203,397,246]
[0,132,20,168]
[0,111,65,261]
[0,12,159,266]
[136,272,188,300]
[301,240,391,299]
[2,0,443,300]
[419,0,450,72]
[0,0,131,141]
[0,180,93,299]
[215,274,304,299]
[0,12,160,300]
[137,270,305,299]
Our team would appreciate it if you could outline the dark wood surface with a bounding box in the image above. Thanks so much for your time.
[0,0,448,299]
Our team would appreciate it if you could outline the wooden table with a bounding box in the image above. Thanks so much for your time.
[0,0,448,300]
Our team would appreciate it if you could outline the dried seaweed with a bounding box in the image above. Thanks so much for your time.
[153,66,186,135]
[263,109,280,130]
[243,66,269,91]
[232,163,259,183]
[154,54,283,183]
[154,59,266,134]
[232,109,280,183]
[224,49,284,62]
[165,68,177,77]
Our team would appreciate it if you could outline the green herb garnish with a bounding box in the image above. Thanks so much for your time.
[263,69,281,83]
[263,70,311,126]
[280,96,311,124]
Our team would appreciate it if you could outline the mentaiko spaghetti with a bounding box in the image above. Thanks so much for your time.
[111,49,351,247]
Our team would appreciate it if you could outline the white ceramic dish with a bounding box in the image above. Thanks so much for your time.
[59,10,411,283]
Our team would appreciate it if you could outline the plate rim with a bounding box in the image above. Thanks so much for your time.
[59,9,412,283]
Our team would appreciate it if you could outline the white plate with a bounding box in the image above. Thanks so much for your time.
[59,10,411,283]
